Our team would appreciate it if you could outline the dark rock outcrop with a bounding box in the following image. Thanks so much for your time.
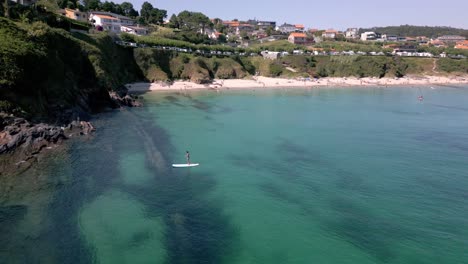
[0,114,68,155]
[109,92,143,107]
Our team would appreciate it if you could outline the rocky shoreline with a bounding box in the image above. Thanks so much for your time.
[0,92,142,176]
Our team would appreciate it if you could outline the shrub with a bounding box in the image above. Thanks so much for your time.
[269,63,283,77]
[437,58,468,73]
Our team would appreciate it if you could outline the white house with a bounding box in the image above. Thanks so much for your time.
[361,31,377,41]
[120,25,148,36]
[89,11,136,33]
[90,14,121,33]
[345,28,358,39]
[322,29,338,39]
[276,23,297,34]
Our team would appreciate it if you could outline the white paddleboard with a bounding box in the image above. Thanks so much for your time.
[172,163,200,168]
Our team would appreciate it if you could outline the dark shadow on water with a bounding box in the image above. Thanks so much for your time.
[413,130,468,154]
[0,205,27,241]
[433,84,468,90]
[390,110,423,116]
[259,182,316,215]
[129,231,153,248]
[429,103,468,112]
[334,168,375,194]
[171,93,233,114]
[45,120,128,264]
[122,168,239,264]
[276,138,323,165]
[164,95,180,102]
[0,205,28,263]
[324,198,399,262]
[113,109,240,264]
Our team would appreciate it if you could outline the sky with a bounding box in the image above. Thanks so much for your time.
[116,0,468,30]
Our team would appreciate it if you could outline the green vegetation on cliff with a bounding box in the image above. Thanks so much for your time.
[0,18,142,121]
[134,49,247,83]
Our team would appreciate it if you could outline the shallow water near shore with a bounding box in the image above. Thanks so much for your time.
[1,85,468,263]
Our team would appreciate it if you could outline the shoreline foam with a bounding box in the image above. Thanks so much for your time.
[126,75,468,93]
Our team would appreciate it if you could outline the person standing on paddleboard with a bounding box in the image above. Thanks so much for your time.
[186,151,191,165]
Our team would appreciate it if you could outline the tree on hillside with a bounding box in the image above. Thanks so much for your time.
[66,1,75,8]
[140,1,153,20]
[177,10,212,33]
[101,1,117,13]
[168,14,179,28]
[37,0,60,13]
[213,18,227,34]
[139,1,166,24]
[120,2,138,18]
[82,0,101,11]
[149,8,166,24]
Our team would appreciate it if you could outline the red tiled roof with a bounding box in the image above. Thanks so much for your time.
[455,40,468,49]
[94,14,118,20]
[289,32,307,38]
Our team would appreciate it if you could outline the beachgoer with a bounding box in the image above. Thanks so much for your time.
[418,95,424,101]
[185,151,190,165]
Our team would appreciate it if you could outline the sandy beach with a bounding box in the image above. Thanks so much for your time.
[126,75,468,92]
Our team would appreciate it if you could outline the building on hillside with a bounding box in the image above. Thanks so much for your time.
[89,11,135,26]
[257,21,276,30]
[246,20,277,30]
[430,40,447,48]
[288,32,308,44]
[65,8,88,22]
[345,28,358,39]
[308,28,319,34]
[117,15,135,26]
[382,34,398,42]
[322,29,338,39]
[252,31,268,39]
[436,35,466,43]
[120,25,148,36]
[455,40,468,49]
[90,14,121,33]
[223,21,240,28]
[397,36,407,42]
[383,44,399,49]
[416,36,429,45]
[89,11,136,33]
[393,45,417,53]
[276,23,298,34]
[361,31,377,41]
[209,31,226,41]
[236,24,255,35]
[294,24,305,32]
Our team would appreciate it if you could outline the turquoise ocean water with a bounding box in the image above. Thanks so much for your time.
[1,86,468,263]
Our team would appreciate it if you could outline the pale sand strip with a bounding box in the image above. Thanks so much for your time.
[127,76,468,92]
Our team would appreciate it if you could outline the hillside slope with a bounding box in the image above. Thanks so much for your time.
[0,18,143,123]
